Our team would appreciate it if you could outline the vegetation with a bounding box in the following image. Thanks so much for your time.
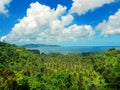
[0,41,120,90]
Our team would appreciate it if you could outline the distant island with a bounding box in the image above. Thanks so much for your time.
[22,44,61,48]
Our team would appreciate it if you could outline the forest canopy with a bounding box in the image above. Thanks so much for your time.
[0,41,120,90]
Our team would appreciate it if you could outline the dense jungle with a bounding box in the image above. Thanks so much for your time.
[0,42,120,90]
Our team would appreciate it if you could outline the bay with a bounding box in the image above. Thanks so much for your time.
[27,46,120,54]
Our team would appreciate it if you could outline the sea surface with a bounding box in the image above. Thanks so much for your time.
[27,46,120,54]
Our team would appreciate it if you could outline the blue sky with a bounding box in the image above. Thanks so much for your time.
[0,0,120,46]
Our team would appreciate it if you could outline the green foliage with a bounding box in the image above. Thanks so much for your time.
[0,41,120,89]
[28,49,40,54]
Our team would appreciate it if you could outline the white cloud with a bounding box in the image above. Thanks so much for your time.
[70,0,115,15]
[0,0,11,14]
[36,24,94,43]
[97,9,120,36]
[0,2,94,44]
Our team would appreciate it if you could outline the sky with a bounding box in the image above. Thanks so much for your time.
[0,0,120,46]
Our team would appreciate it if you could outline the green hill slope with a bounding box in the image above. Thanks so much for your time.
[0,42,120,90]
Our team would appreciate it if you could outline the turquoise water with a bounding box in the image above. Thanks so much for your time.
[27,46,120,54]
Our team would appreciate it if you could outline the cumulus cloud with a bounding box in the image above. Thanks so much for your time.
[0,0,11,14]
[70,0,115,15]
[97,9,120,36]
[0,2,94,44]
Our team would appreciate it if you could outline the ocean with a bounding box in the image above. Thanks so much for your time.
[27,46,120,54]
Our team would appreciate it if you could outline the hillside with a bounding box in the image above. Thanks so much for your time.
[0,42,120,90]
